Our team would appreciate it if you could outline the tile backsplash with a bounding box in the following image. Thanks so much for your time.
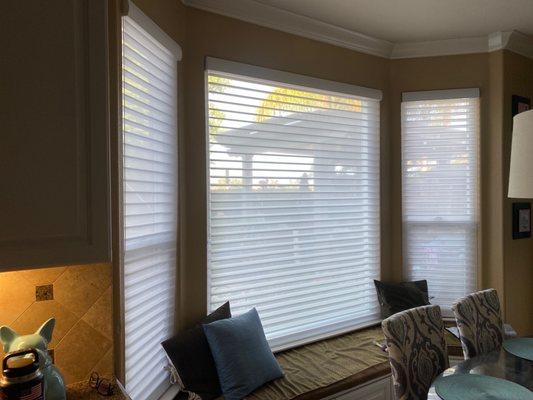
[0,263,113,384]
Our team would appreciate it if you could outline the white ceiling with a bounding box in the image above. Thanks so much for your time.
[255,0,533,43]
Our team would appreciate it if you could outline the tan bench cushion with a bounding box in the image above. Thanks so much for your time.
[245,325,389,400]
[244,324,462,400]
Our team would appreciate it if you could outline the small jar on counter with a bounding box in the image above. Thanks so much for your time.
[0,349,44,400]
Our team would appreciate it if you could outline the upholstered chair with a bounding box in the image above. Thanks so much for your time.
[451,288,504,359]
[382,305,449,400]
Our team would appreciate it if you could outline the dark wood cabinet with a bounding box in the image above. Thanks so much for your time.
[0,0,110,268]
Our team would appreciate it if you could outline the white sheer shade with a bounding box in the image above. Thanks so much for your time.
[122,15,178,400]
[206,63,382,350]
[401,91,479,311]
[509,109,533,198]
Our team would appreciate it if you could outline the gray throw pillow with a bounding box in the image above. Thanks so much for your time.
[161,302,231,400]
[203,308,283,400]
[374,279,430,318]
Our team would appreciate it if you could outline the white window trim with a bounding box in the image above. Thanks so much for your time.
[125,0,182,61]
[402,88,479,102]
[206,57,382,100]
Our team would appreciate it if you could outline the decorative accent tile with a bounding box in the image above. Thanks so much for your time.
[36,284,54,301]
[11,300,78,347]
[55,320,112,384]
[54,263,112,318]
[82,286,113,340]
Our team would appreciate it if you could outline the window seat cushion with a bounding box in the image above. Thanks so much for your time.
[245,325,388,400]
[243,324,462,400]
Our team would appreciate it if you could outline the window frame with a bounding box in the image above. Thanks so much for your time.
[205,58,383,351]
[118,2,182,400]
[400,88,481,314]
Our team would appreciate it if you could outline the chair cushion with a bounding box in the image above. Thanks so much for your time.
[203,308,283,400]
[374,279,430,318]
[382,305,449,400]
[161,302,231,400]
[452,289,504,359]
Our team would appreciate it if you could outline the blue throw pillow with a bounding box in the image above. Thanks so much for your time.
[203,308,283,400]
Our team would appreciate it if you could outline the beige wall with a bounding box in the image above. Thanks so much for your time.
[124,2,532,334]
[502,51,533,335]
[485,51,505,300]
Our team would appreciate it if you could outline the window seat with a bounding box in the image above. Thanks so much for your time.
[245,325,388,400]
[172,323,461,400]
[244,324,463,400]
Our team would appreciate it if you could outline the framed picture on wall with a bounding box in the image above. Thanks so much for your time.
[512,95,531,117]
[513,202,531,239]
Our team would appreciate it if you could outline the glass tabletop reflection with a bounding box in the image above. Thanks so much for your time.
[428,346,533,399]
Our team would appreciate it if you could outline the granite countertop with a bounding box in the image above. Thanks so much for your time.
[66,381,128,400]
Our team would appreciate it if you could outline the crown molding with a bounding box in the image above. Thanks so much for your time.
[183,0,533,60]
[488,31,512,52]
[391,36,488,59]
[488,31,533,59]
[502,31,533,59]
[182,0,394,58]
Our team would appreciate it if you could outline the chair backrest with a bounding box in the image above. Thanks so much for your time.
[451,288,504,359]
[382,305,449,400]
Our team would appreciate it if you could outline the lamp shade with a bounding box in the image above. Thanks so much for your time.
[509,109,533,198]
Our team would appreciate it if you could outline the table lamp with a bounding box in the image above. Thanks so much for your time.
[508,109,533,198]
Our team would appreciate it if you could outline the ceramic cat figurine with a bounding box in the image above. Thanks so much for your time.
[0,318,66,400]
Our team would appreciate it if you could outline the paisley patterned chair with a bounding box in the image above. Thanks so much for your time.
[451,289,504,359]
[382,305,449,400]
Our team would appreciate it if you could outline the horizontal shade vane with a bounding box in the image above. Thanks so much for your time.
[122,16,178,400]
[207,70,381,350]
[402,96,479,311]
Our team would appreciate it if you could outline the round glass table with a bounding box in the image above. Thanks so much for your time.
[428,347,533,399]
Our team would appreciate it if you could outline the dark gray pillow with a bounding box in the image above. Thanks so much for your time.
[203,308,283,400]
[161,302,231,400]
[374,279,430,318]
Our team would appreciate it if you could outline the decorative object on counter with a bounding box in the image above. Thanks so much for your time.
[66,380,127,400]
[511,95,530,117]
[0,318,66,400]
[0,348,44,400]
[89,372,116,396]
[512,202,531,239]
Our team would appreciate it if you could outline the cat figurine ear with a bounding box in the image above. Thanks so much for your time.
[36,318,55,344]
[0,326,19,352]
